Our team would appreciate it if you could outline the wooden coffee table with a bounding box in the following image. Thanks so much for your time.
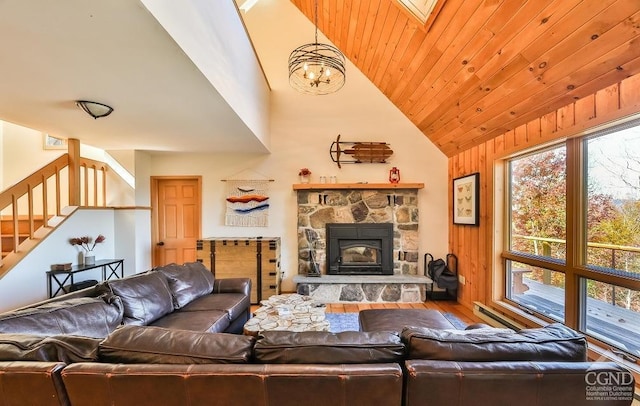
[243,293,330,336]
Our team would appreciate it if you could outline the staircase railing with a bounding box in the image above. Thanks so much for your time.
[0,139,109,272]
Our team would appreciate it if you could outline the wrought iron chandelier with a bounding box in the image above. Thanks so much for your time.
[288,0,345,95]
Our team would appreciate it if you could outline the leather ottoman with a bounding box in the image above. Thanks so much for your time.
[359,309,456,332]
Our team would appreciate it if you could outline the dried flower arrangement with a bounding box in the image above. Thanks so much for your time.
[69,235,106,252]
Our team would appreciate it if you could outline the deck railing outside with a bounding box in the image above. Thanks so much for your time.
[512,234,640,278]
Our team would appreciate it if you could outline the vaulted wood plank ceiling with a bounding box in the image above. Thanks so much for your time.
[291,0,640,157]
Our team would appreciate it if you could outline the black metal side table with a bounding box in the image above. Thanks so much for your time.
[47,258,124,298]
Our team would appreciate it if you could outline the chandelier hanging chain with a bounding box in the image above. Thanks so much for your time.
[314,0,319,45]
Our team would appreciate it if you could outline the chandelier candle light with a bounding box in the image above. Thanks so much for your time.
[288,0,345,95]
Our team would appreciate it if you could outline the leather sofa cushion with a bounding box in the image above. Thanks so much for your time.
[184,261,215,284]
[178,293,250,320]
[99,325,254,364]
[254,331,405,364]
[0,295,123,338]
[150,309,231,333]
[402,323,587,361]
[0,333,100,363]
[103,272,174,326]
[155,262,214,309]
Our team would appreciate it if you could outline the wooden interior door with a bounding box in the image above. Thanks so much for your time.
[152,177,201,267]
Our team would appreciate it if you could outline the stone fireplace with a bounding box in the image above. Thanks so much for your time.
[294,185,430,302]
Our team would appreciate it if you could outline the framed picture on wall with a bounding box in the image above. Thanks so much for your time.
[453,172,479,226]
[43,134,67,150]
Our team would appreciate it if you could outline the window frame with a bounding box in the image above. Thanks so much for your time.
[499,119,640,353]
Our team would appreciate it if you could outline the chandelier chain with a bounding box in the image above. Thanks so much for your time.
[314,0,319,45]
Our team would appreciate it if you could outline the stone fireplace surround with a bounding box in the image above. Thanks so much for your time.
[293,184,431,303]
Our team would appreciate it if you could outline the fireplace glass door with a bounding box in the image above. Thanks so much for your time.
[339,240,382,272]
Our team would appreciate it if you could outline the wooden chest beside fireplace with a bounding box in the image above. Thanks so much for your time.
[196,237,281,304]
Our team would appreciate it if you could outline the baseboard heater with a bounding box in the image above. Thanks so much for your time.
[473,302,526,331]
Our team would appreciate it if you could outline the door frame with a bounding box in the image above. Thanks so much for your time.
[150,176,202,267]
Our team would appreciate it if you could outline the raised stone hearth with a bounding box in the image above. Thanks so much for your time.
[293,275,431,303]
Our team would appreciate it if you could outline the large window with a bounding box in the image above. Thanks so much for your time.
[504,119,640,358]
[506,260,565,322]
[509,145,566,261]
[585,128,640,278]
[582,278,640,357]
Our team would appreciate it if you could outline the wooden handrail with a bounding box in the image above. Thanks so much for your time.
[0,155,69,210]
[0,151,110,262]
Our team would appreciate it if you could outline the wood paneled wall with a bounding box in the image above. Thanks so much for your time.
[449,71,640,310]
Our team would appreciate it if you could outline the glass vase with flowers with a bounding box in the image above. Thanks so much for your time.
[69,234,105,265]
[298,168,312,184]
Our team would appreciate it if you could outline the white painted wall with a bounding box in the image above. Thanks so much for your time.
[107,150,136,176]
[132,151,153,274]
[0,210,111,311]
[150,63,449,292]
[134,151,152,206]
[141,0,271,149]
[1,122,70,216]
[1,124,136,209]
[0,208,150,312]
[1,121,65,189]
[0,126,149,311]
[114,208,152,278]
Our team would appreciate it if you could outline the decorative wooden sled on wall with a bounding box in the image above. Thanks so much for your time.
[329,134,393,168]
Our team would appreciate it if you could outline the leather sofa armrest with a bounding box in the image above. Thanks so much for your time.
[404,360,635,406]
[213,278,251,296]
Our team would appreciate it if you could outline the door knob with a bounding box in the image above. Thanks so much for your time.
[157,241,165,246]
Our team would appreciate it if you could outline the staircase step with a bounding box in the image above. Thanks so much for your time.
[1,217,46,234]
[1,235,28,248]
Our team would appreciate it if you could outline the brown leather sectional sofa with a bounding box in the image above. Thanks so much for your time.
[0,272,636,406]
[0,262,251,337]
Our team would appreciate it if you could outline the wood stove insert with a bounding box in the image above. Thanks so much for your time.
[326,223,394,275]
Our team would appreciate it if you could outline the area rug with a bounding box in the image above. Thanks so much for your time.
[326,311,466,333]
[326,313,361,333]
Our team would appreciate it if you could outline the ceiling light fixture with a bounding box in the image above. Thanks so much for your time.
[76,100,114,119]
[288,0,345,95]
